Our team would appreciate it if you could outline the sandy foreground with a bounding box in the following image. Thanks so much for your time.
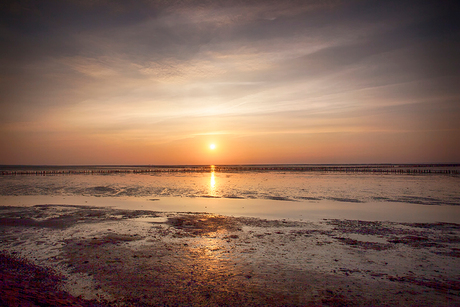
[0,204,459,306]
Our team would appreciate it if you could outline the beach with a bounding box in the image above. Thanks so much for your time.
[1,203,459,306]
[1,166,460,306]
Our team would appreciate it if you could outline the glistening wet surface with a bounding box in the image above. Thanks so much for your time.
[1,168,459,305]
[1,171,459,206]
[3,194,460,223]
[1,205,459,306]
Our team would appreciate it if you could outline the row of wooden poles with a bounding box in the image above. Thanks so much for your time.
[1,166,459,175]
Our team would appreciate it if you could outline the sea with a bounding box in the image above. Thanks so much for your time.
[1,164,459,223]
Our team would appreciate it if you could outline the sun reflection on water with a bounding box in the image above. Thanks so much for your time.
[210,165,216,196]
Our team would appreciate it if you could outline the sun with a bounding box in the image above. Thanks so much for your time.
[209,144,216,150]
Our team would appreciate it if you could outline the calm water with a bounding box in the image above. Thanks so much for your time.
[1,165,459,222]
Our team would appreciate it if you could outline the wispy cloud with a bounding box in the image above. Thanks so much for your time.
[1,0,459,164]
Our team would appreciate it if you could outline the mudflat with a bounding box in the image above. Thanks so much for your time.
[1,204,459,306]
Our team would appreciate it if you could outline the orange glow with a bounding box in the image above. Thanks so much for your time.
[210,167,216,196]
[1,2,459,166]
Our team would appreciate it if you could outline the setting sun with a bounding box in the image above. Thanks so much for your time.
[209,144,216,150]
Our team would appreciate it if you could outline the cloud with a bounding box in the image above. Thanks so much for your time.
[1,0,459,163]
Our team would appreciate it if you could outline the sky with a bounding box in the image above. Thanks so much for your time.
[0,0,459,165]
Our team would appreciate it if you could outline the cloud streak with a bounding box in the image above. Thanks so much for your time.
[1,0,459,164]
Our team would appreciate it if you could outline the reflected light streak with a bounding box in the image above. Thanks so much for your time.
[210,165,216,196]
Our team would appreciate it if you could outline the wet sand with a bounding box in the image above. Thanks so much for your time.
[1,204,459,306]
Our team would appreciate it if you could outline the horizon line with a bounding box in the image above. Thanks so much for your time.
[1,163,459,167]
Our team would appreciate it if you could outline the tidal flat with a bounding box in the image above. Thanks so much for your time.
[1,204,459,306]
